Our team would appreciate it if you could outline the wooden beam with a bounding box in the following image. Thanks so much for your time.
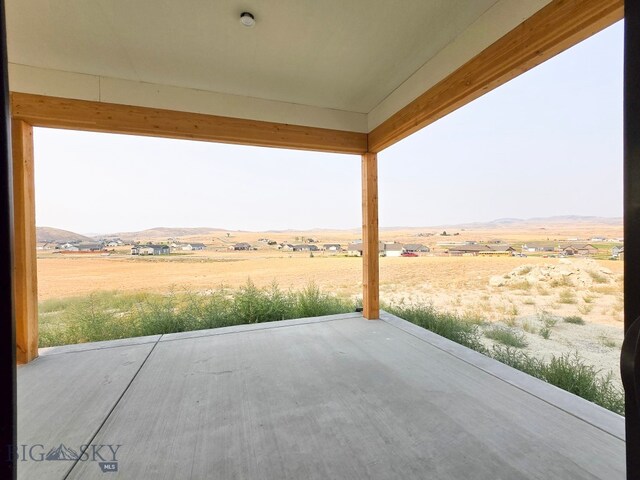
[368,0,624,153]
[362,152,379,320]
[10,93,367,155]
[12,119,38,364]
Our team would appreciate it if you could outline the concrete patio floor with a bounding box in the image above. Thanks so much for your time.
[17,312,625,479]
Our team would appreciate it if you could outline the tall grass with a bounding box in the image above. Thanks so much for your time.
[490,347,624,415]
[39,281,354,347]
[385,303,624,415]
[385,304,486,352]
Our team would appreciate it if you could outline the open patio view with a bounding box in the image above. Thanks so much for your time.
[2,0,639,479]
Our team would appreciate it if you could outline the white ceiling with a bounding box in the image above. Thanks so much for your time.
[5,0,550,132]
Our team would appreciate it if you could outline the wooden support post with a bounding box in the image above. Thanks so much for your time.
[12,119,38,364]
[362,152,379,319]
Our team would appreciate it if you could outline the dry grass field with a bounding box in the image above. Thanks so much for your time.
[37,221,625,384]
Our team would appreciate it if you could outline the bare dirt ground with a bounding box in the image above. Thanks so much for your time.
[37,222,625,385]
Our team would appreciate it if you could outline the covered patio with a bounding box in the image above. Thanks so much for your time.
[18,312,624,479]
[1,0,639,479]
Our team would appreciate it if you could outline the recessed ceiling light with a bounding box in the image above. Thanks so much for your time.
[240,12,255,27]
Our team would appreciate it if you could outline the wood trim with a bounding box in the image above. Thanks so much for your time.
[12,120,38,364]
[10,93,368,155]
[368,0,624,153]
[362,152,379,320]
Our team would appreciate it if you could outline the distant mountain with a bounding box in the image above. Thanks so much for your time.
[36,227,93,244]
[454,215,622,229]
[41,216,621,242]
[113,227,228,240]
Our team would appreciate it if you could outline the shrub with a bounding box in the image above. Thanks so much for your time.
[484,327,527,348]
[295,282,348,318]
[490,346,543,378]
[518,266,533,276]
[558,289,577,304]
[507,280,532,291]
[540,326,551,340]
[598,335,618,349]
[385,304,485,352]
[550,276,573,288]
[578,304,593,315]
[587,270,609,284]
[542,353,623,414]
[564,315,585,325]
[491,347,624,415]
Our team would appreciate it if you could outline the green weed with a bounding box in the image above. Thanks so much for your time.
[564,315,585,325]
[484,327,528,348]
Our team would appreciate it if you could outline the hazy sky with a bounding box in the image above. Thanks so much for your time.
[34,21,623,235]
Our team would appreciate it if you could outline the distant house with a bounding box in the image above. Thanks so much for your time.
[521,242,557,253]
[403,244,430,254]
[76,242,104,252]
[612,245,624,258]
[447,245,491,256]
[383,243,403,257]
[323,243,342,252]
[293,244,319,252]
[479,245,516,256]
[182,243,206,251]
[590,236,606,242]
[347,243,363,256]
[232,242,252,251]
[346,242,385,257]
[562,244,597,256]
[280,243,294,251]
[131,244,169,255]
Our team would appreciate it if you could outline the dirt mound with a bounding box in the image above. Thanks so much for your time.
[489,259,615,288]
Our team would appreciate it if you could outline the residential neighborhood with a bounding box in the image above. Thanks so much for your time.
[35,225,624,260]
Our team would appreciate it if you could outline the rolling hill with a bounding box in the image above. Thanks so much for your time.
[112,227,229,241]
[36,227,94,243]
